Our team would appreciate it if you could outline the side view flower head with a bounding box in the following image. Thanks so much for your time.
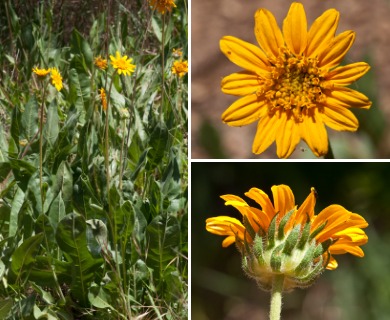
[206,184,368,291]
[150,0,176,14]
[94,56,108,70]
[99,88,107,111]
[109,51,136,76]
[172,60,188,78]
[50,67,63,91]
[32,67,50,78]
[220,2,372,158]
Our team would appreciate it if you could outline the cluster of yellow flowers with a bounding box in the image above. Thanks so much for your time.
[94,51,137,111]
[32,67,63,91]
[94,51,136,75]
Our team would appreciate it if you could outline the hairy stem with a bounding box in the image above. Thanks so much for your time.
[269,274,284,320]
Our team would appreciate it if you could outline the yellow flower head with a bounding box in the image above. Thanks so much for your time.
[50,68,63,91]
[206,185,368,291]
[172,48,183,58]
[94,56,108,70]
[32,67,50,78]
[172,60,188,78]
[99,88,107,111]
[150,0,176,14]
[109,51,136,76]
[220,2,372,158]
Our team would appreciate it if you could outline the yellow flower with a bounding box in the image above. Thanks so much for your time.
[50,68,63,91]
[32,67,50,78]
[99,88,107,111]
[172,60,188,78]
[150,0,176,14]
[172,48,183,58]
[220,2,372,158]
[206,185,368,291]
[94,56,108,70]
[109,51,136,76]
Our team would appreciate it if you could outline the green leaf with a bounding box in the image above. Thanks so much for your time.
[0,162,11,181]
[48,192,66,231]
[68,69,91,125]
[88,286,116,310]
[9,187,25,237]
[10,233,44,283]
[147,122,168,169]
[71,29,93,71]
[146,213,180,280]
[151,16,162,42]
[21,96,38,141]
[56,213,104,306]
[44,101,59,146]
[0,298,13,319]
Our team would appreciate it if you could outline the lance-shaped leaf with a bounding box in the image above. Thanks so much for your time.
[10,233,44,284]
[56,213,103,306]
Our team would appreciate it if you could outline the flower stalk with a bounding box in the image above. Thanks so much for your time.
[270,274,284,320]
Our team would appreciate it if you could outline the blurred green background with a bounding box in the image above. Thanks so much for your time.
[192,162,390,319]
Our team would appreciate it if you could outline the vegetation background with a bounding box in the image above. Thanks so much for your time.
[192,0,388,159]
[0,0,188,319]
[192,162,390,319]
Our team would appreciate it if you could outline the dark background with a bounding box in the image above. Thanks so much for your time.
[192,162,390,319]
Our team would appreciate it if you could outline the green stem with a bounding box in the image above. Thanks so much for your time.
[39,84,47,212]
[269,274,284,320]
[324,139,335,159]
[160,13,166,122]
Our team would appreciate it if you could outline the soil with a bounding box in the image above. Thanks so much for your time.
[191,0,390,158]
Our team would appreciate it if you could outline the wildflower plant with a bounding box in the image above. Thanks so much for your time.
[220,2,372,158]
[206,184,368,320]
[0,0,188,318]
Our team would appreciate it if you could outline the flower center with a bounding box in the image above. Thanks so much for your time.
[116,59,128,70]
[264,47,326,121]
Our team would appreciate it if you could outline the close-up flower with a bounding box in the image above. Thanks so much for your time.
[220,2,372,158]
[50,67,63,91]
[109,51,136,76]
[172,60,188,78]
[32,67,50,78]
[206,184,368,291]
[94,56,108,70]
[99,87,107,111]
[149,0,176,14]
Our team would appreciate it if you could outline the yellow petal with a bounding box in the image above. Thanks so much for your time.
[271,185,295,217]
[325,256,338,270]
[325,62,370,86]
[326,87,372,109]
[330,243,365,257]
[254,8,284,59]
[221,72,263,96]
[318,31,355,69]
[245,188,276,221]
[296,187,317,224]
[220,36,270,76]
[321,105,359,131]
[299,110,328,157]
[252,112,279,154]
[283,2,307,55]
[275,113,300,159]
[221,94,267,126]
[306,8,339,58]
